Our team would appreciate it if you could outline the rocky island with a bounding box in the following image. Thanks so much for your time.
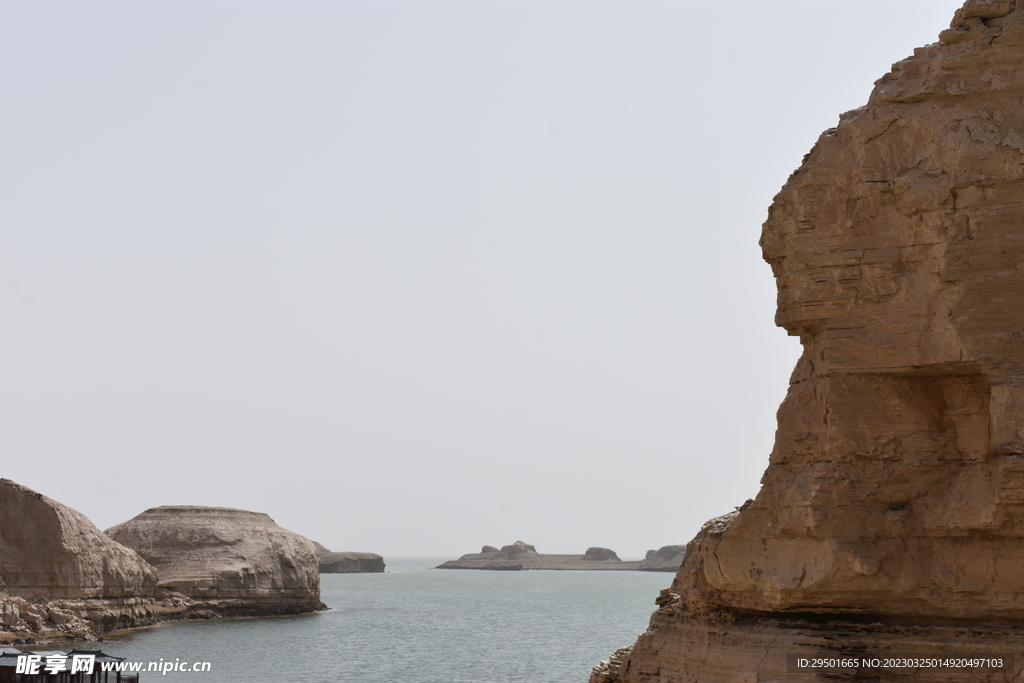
[107,506,324,616]
[313,542,386,573]
[593,2,1024,681]
[437,541,641,570]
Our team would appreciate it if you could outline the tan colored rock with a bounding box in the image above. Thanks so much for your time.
[593,618,1023,683]
[594,2,1024,680]
[0,479,159,641]
[0,479,158,602]
[106,506,323,615]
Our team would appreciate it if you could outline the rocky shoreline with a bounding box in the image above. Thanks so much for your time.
[0,478,378,646]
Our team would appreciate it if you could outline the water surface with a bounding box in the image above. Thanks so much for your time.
[100,558,670,682]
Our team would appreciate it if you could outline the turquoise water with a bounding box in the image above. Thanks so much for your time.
[99,558,670,682]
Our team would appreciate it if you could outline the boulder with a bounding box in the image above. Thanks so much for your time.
[106,506,322,615]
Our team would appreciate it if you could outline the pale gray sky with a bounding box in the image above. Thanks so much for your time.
[1,0,965,557]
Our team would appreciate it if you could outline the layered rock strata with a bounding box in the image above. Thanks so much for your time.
[0,479,160,642]
[594,2,1024,680]
[313,542,386,573]
[106,506,323,616]
[438,541,641,570]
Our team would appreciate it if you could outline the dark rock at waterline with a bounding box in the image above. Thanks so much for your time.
[313,543,386,573]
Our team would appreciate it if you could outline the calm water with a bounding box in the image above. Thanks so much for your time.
[95,558,670,683]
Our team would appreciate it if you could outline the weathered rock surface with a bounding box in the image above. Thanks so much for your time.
[0,479,160,643]
[313,542,385,573]
[637,545,687,572]
[594,2,1024,680]
[0,591,96,645]
[0,480,158,602]
[438,541,640,570]
[106,506,323,616]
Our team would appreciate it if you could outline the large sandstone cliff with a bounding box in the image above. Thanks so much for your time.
[594,1,1024,681]
[106,506,323,615]
[0,479,160,641]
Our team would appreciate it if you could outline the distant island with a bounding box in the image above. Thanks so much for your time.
[313,542,385,573]
[438,541,688,571]
[436,541,635,570]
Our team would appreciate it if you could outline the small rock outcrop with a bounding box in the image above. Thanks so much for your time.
[313,542,385,573]
[583,547,620,561]
[0,479,160,642]
[106,506,323,616]
[594,2,1024,681]
[437,541,640,570]
[637,545,687,572]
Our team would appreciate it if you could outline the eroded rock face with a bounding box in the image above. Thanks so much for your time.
[594,2,1024,680]
[0,479,160,640]
[106,506,322,615]
[0,480,158,601]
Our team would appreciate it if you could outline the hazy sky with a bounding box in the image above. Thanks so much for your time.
[1,0,966,557]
